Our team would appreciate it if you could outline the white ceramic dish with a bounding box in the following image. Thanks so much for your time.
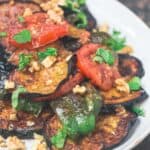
[87,0,150,150]
[1,0,150,149]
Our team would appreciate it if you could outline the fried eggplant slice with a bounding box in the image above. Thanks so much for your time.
[45,107,135,150]
[9,45,71,95]
[0,100,51,138]
[10,60,68,95]
[118,54,145,78]
[0,1,41,48]
[101,88,148,105]
[96,106,136,149]
[31,72,84,102]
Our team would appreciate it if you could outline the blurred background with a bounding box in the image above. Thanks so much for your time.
[118,0,150,149]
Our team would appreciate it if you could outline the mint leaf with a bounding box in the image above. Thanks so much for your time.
[19,53,32,70]
[132,106,144,116]
[76,12,88,28]
[93,56,103,63]
[128,76,141,91]
[11,86,26,109]
[106,30,126,51]
[13,29,31,43]
[38,47,57,61]
[18,16,25,23]
[95,48,115,65]
[0,32,7,37]
[51,127,67,149]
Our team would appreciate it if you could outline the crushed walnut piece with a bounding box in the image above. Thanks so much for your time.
[6,136,25,150]
[40,0,65,24]
[29,61,41,73]
[115,78,130,94]
[0,136,7,148]
[23,8,33,17]
[73,85,87,95]
[32,133,48,150]
[4,80,15,89]
[41,56,57,68]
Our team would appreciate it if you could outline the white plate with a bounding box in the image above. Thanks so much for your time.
[87,0,150,150]
[1,0,150,149]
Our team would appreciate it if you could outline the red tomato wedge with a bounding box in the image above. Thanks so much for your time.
[8,13,69,49]
[77,43,120,91]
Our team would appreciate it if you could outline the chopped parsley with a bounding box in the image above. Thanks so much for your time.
[51,127,67,149]
[18,53,32,70]
[11,86,27,109]
[18,16,25,23]
[0,32,7,38]
[132,106,144,117]
[65,0,87,28]
[11,86,44,115]
[128,76,141,91]
[93,48,115,65]
[76,12,88,28]
[38,47,57,61]
[106,30,126,51]
[13,29,31,44]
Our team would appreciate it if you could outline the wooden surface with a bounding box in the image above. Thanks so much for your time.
[118,0,150,150]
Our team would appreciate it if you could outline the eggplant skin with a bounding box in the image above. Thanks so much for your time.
[44,107,136,150]
[118,54,145,78]
[96,107,136,149]
[102,88,148,105]
[0,100,51,139]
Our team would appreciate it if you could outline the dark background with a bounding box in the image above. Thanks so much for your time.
[118,0,150,150]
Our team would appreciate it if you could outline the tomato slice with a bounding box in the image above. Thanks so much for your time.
[77,43,120,91]
[8,13,69,49]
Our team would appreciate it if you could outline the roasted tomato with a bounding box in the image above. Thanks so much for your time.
[77,43,120,91]
[8,13,69,49]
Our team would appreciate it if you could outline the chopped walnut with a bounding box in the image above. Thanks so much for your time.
[26,121,35,127]
[4,80,15,89]
[6,136,25,150]
[32,133,48,150]
[117,45,133,54]
[115,78,130,94]
[9,109,17,121]
[73,85,87,95]
[40,0,64,24]
[29,61,40,73]
[0,136,7,148]
[23,8,33,17]
[41,56,57,68]
[99,23,109,33]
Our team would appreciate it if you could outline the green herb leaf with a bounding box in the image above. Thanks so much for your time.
[18,16,25,23]
[13,29,31,44]
[106,30,126,51]
[93,56,103,64]
[51,127,67,149]
[11,86,43,115]
[76,12,88,28]
[38,47,57,61]
[0,32,7,37]
[17,99,44,116]
[128,76,141,91]
[94,48,115,65]
[19,53,32,70]
[132,106,144,116]
[11,86,27,109]
[78,0,86,5]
